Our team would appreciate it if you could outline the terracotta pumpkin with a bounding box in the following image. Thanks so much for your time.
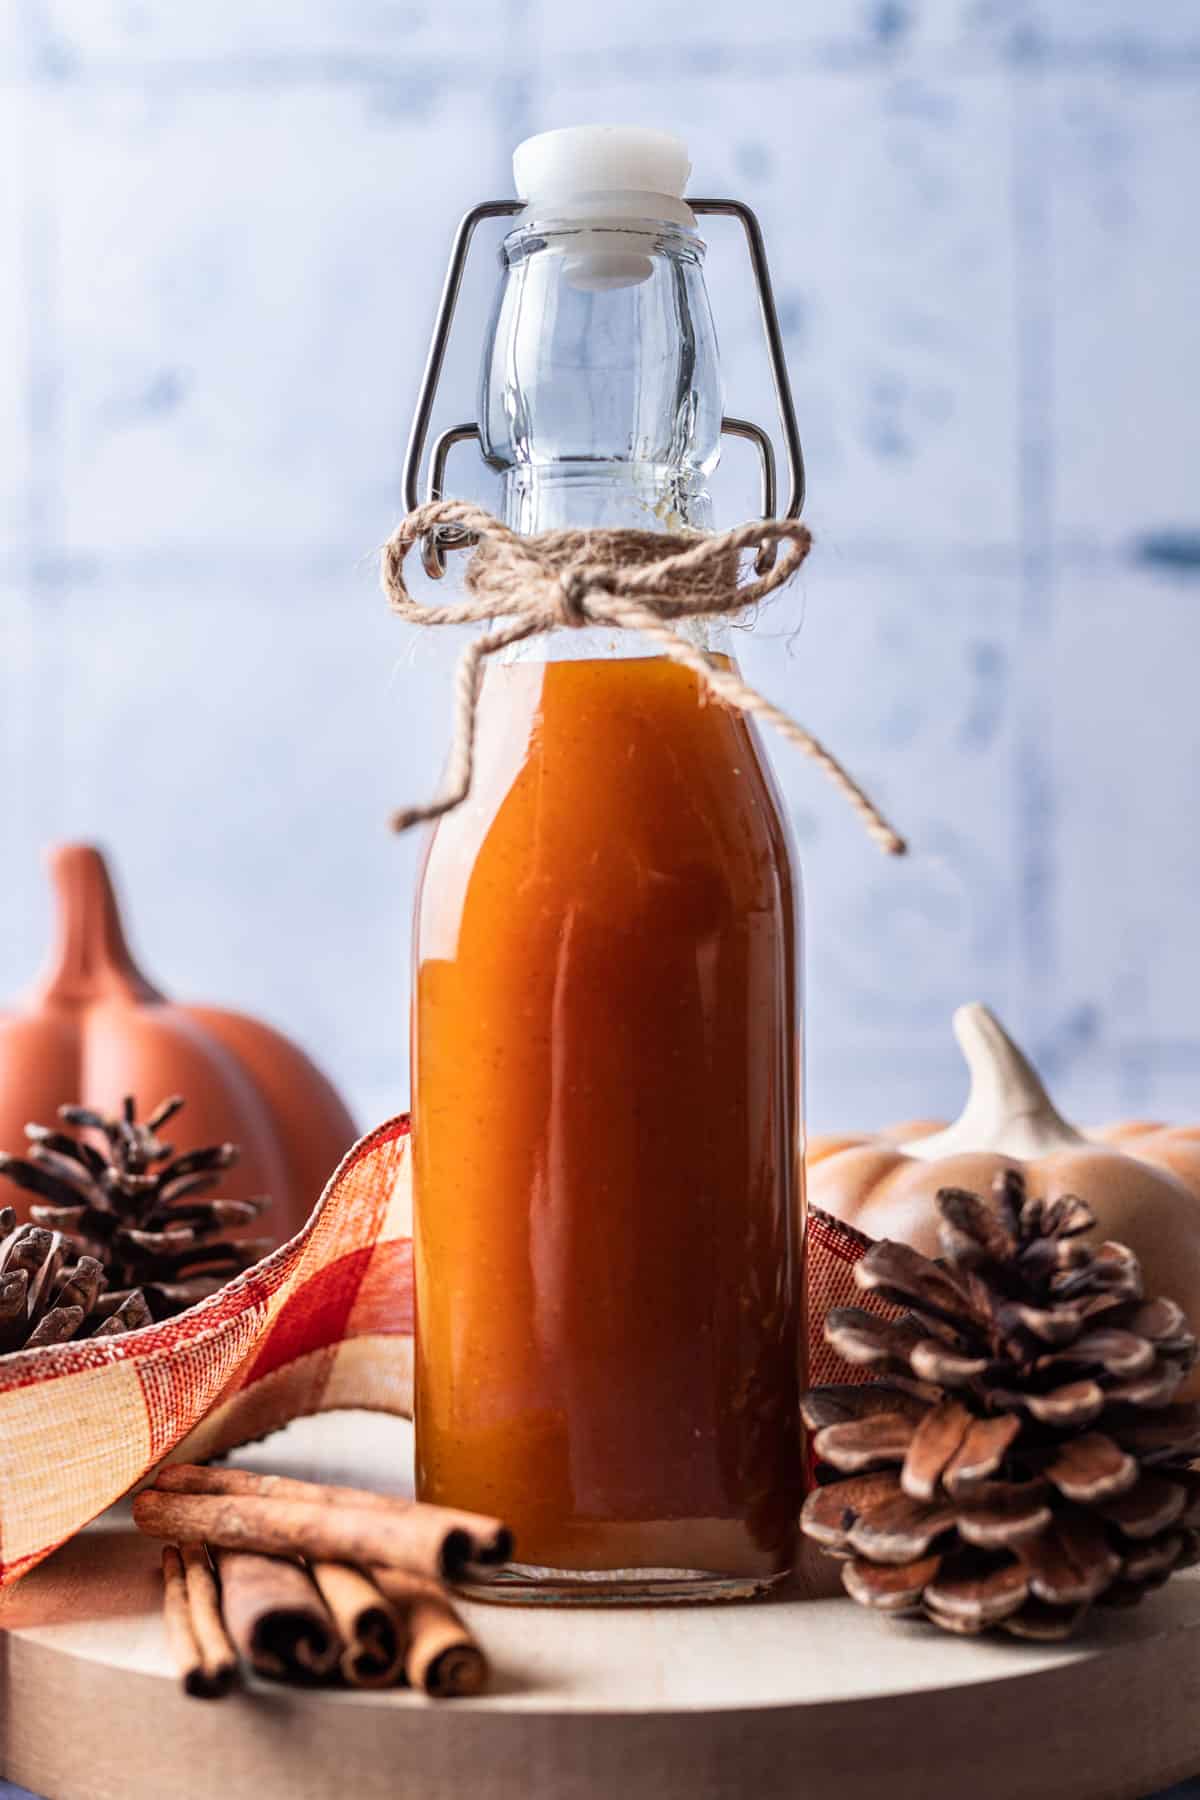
[807,1002,1200,1399]
[0,844,358,1244]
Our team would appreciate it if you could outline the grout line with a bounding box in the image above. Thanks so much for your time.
[811,1035,1200,1067]
[1010,60,1059,1056]
[0,1,57,952]
[6,39,1200,94]
[19,52,514,93]
[1,538,1178,590]
[22,7,66,835]
[498,0,539,148]
[534,41,1200,80]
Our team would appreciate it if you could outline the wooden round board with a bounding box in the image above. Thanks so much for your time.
[2,1412,1198,1800]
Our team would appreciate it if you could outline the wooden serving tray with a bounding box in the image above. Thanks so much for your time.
[2,1413,1198,1800]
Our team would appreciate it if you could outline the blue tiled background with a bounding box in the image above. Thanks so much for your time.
[1,1,1198,1136]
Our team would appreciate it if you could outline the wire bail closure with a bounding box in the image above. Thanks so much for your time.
[401,197,806,582]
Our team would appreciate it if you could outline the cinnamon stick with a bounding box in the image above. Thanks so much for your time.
[215,1549,341,1683]
[161,1544,237,1699]
[135,1487,462,1580]
[149,1465,512,1575]
[371,1568,488,1698]
[310,1562,406,1688]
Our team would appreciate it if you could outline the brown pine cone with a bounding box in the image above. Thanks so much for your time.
[0,1096,270,1321]
[0,1209,152,1351]
[800,1171,1200,1641]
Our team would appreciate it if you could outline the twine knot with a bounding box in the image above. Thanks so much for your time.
[559,566,604,627]
[381,499,906,855]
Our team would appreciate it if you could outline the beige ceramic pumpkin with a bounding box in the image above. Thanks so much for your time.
[0,843,358,1243]
[807,1002,1200,1399]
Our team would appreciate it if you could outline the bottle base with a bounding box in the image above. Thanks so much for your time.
[454,1562,792,1607]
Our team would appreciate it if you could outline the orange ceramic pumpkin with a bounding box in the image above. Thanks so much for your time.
[0,844,358,1243]
[807,1003,1200,1398]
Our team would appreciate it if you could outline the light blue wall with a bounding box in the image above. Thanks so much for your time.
[2,1,1198,1136]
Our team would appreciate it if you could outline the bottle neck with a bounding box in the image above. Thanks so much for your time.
[481,215,722,538]
[501,466,715,534]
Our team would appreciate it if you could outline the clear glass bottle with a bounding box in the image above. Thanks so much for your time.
[411,128,805,1602]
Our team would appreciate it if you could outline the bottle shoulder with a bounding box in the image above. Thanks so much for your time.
[414,656,799,963]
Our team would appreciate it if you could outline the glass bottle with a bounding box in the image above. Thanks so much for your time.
[410,127,805,1602]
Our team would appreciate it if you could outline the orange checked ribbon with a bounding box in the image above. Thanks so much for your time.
[0,1118,885,1585]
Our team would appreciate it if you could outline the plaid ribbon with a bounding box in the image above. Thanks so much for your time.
[0,1118,884,1585]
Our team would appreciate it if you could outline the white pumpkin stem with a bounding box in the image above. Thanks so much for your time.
[900,1002,1085,1162]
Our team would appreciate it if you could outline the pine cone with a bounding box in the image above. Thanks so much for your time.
[800,1171,1200,1641]
[0,1097,269,1321]
[0,1208,152,1350]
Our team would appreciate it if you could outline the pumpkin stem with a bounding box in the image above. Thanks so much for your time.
[901,1002,1085,1162]
[32,844,164,1007]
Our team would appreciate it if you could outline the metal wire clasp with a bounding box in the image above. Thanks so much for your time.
[402,197,806,580]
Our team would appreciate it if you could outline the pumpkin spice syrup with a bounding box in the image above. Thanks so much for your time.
[412,653,804,1592]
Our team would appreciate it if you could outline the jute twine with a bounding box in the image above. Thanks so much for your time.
[381,499,906,856]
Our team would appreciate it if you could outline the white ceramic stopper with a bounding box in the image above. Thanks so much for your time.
[514,126,691,212]
[512,125,694,290]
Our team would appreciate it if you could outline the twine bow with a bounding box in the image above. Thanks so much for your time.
[381,500,906,856]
